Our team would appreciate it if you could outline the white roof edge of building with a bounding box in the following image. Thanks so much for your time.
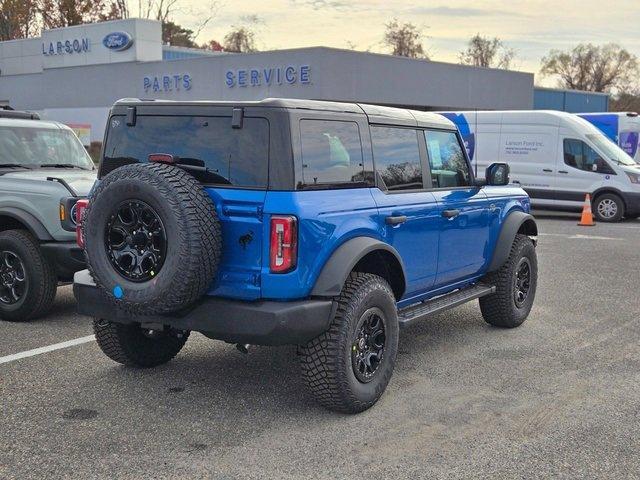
[534,86,610,96]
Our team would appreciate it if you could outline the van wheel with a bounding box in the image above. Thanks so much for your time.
[93,319,189,368]
[299,272,399,413]
[0,230,57,322]
[480,234,537,328]
[593,193,624,222]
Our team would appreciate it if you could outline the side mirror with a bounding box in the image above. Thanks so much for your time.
[486,163,510,186]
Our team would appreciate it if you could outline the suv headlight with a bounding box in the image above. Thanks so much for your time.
[625,172,640,184]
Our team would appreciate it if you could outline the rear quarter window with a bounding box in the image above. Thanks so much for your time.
[297,119,369,190]
[102,115,269,188]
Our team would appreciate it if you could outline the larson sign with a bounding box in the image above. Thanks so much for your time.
[42,38,90,56]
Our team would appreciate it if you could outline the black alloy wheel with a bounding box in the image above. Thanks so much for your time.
[513,257,532,308]
[351,307,387,383]
[0,250,27,305]
[105,200,167,282]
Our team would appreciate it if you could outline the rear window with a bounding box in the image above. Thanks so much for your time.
[103,115,269,188]
[298,119,367,189]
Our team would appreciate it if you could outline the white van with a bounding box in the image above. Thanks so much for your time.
[438,110,640,222]
[578,112,640,163]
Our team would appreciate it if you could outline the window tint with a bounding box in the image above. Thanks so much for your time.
[371,126,423,191]
[424,130,470,188]
[103,115,269,187]
[298,120,366,189]
[564,138,614,173]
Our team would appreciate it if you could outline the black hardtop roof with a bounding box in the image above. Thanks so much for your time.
[112,98,454,129]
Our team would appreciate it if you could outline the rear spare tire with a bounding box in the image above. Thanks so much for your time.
[83,163,221,314]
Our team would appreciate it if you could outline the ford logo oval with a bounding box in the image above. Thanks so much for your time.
[102,32,133,52]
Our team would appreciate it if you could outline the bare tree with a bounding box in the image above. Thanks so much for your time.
[131,0,219,40]
[610,88,640,112]
[0,0,39,40]
[223,16,262,53]
[459,34,515,69]
[541,43,638,92]
[383,19,427,59]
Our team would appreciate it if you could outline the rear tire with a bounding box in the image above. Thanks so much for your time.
[299,272,399,413]
[93,319,189,367]
[593,193,624,223]
[0,230,57,322]
[480,234,537,328]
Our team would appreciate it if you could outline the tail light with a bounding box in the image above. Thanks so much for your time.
[75,199,89,248]
[148,153,176,164]
[269,215,297,273]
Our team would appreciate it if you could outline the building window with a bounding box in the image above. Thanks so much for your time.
[371,126,423,191]
[424,130,470,188]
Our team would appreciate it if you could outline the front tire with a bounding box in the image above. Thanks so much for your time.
[0,230,57,322]
[480,234,537,328]
[299,272,399,413]
[593,193,624,223]
[93,319,189,367]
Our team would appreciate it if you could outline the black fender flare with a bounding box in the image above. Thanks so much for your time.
[487,211,537,272]
[0,208,53,241]
[311,237,407,298]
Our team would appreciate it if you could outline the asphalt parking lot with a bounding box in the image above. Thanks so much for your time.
[1,214,639,479]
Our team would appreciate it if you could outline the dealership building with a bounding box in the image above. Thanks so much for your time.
[0,18,608,145]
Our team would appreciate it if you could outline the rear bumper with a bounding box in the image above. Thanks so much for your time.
[621,192,640,217]
[41,242,85,282]
[72,270,335,346]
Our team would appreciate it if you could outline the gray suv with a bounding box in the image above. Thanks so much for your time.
[0,108,96,321]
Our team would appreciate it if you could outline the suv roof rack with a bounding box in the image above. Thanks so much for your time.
[0,106,41,120]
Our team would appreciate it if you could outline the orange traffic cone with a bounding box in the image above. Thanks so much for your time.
[578,194,595,226]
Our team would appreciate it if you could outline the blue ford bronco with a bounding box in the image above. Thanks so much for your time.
[74,98,538,413]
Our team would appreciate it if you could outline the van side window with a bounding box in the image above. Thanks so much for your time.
[563,139,613,174]
[298,119,366,189]
[424,130,471,188]
[371,126,423,191]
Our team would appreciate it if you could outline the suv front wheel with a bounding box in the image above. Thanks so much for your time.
[0,230,57,322]
[480,234,537,328]
[299,272,399,413]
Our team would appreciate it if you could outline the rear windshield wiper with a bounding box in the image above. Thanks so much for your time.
[172,158,232,185]
[40,163,90,170]
[0,163,32,169]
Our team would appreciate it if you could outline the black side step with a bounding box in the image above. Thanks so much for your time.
[398,283,495,328]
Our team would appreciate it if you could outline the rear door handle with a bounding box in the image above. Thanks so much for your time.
[558,170,569,174]
[385,215,407,226]
[442,209,460,219]
[543,169,553,173]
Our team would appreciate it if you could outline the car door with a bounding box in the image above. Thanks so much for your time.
[369,125,440,300]
[556,134,608,208]
[424,129,492,288]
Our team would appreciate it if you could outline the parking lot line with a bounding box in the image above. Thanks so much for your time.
[538,232,622,241]
[0,335,95,365]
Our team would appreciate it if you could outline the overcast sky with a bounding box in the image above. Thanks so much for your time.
[175,0,640,85]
